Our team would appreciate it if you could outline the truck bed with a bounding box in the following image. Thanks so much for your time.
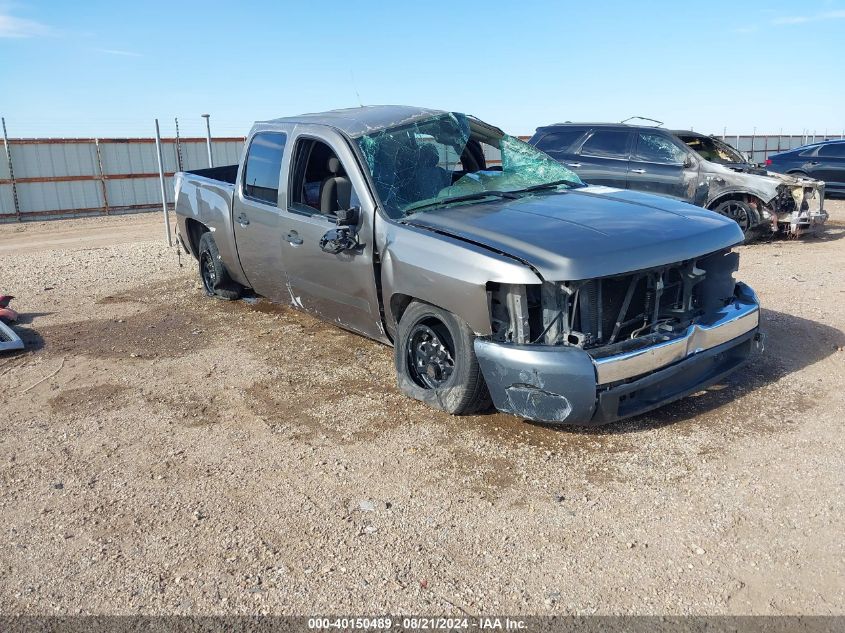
[184,164,239,184]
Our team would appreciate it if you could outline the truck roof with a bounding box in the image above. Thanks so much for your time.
[259,105,446,138]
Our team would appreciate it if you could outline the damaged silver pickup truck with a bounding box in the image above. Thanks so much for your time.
[174,106,762,425]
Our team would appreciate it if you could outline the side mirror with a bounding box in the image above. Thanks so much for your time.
[335,206,360,226]
[683,155,695,168]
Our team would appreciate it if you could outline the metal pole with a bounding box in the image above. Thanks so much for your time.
[174,117,184,172]
[751,127,756,164]
[154,119,173,246]
[1,117,21,221]
[94,138,111,214]
[722,126,726,141]
[202,113,213,167]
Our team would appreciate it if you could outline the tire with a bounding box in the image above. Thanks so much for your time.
[197,232,242,300]
[712,199,758,237]
[395,301,491,415]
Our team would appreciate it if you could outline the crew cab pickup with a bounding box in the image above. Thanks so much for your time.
[174,106,762,425]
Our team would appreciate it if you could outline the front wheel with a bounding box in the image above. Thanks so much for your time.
[713,199,757,236]
[395,301,490,415]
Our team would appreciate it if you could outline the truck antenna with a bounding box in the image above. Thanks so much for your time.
[350,70,363,107]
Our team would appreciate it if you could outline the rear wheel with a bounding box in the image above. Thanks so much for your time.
[713,199,756,236]
[395,301,490,415]
[197,232,242,300]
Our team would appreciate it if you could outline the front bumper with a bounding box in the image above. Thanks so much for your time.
[474,283,761,425]
[774,183,827,236]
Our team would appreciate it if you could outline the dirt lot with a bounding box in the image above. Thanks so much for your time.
[1,204,844,616]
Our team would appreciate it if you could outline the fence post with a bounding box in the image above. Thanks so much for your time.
[174,117,184,172]
[94,138,111,214]
[1,117,21,221]
[154,119,173,247]
[202,114,213,167]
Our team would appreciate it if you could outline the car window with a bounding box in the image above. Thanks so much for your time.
[579,130,630,158]
[818,143,845,158]
[534,129,586,152]
[243,132,287,205]
[289,138,359,216]
[635,133,688,164]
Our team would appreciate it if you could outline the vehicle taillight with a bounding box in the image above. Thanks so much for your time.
[765,159,772,166]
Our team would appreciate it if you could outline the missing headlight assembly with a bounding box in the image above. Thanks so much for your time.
[488,248,740,356]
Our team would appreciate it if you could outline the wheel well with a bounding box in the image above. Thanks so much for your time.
[390,293,415,328]
[184,218,209,258]
[707,192,766,212]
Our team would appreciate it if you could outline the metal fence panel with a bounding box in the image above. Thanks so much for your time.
[179,140,243,169]
[99,140,173,175]
[106,176,174,208]
[0,184,14,217]
[16,180,103,214]
[9,142,98,178]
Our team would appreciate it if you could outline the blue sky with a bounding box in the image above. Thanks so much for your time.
[1,0,844,139]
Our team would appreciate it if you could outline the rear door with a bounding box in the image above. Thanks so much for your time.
[627,131,694,201]
[573,128,633,187]
[276,125,385,341]
[814,143,845,189]
[231,130,289,299]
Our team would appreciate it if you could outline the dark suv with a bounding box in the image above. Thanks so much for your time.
[529,123,827,237]
[765,139,845,196]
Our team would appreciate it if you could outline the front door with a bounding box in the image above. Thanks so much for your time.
[813,143,845,190]
[627,131,696,201]
[276,126,385,341]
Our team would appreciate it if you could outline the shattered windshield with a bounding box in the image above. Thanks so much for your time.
[356,112,583,218]
[681,135,747,165]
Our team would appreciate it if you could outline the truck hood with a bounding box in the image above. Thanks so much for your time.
[404,185,744,281]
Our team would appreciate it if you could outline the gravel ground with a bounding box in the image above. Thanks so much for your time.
[0,203,843,616]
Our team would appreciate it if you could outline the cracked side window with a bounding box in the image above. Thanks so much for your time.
[634,133,688,164]
[357,113,581,218]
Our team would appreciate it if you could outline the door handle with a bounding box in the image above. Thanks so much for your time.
[285,230,303,245]
[565,162,582,168]
[236,213,250,226]
[630,168,647,174]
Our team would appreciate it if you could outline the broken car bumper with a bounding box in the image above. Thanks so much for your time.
[775,183,827,236]
[474,283,761,425]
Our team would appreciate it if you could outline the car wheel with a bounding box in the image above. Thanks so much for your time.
[713,199,756,236]
[395,301,491,415]
[198,232,242,300]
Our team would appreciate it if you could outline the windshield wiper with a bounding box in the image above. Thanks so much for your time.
[403,190,519,216]
[512,179,584,194]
